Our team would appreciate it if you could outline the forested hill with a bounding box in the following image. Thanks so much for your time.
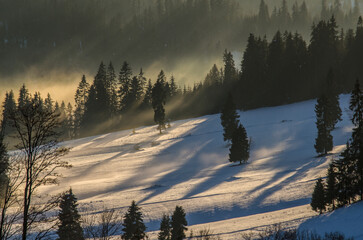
[0,0,361,81]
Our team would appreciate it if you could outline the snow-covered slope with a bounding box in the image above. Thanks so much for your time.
[299,201,363,239]
[39,94,358,239]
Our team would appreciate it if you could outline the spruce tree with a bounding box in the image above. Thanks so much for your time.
[222,50,237,85]
[57,189,84,240]
[169,76,178,97]
[325,163,337,210]
[314,94,333,155]
[129,76,144,105]
[44,93,54,112]
[311,178,326,214]
[141,79,153,109]
[1,90,16,135]
[324,69,342,130]
[158,214,171,240]
[74,75,89,137]
[229,124,250,165]
[18,84,30,110]
[66,103,74,139]
[335,143,357,206]
[170,206,187,240]
[220,93,240,143]
[122,201,146,240]
[137,68,147,92]
[119,61,133,112]
[348,79,363,200]
[106,62,119,116]
[152,71,167,133]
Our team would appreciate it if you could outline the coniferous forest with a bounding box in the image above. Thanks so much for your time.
[3,13,359,138]
[1,0,363,239]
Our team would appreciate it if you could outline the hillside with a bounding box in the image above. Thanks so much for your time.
[299,201,363,239]
[39,94,357,239]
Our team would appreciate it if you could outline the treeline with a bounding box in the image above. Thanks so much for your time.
[1,15,363,138]
[0,0,360,76]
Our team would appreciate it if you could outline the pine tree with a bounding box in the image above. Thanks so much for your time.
[152,71,167,133]
[229,124,250,165]
[220,93,240,143]
[122,201,146,240]
[311,178,326,214]
[44,93,54,112]
[158,214,171,240]
[57,189,84,240]
[314,94,333,155]
[170,206,187,240]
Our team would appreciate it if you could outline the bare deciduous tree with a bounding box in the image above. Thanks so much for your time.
[83,208,122,240]
[0,154,23,240]
[8,95,71,240]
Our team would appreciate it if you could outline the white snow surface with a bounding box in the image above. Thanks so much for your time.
[38,94,362,239]
[299,201,363,239]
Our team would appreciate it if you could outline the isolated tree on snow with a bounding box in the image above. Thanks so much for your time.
[158,214,171,240]
[314,94,333,155]
[122,201,146,240]
[57,188,84,240]
[171,206,187,240]
[220,93,240,143]
[311,178,326,214]
[229,124,250,165]
[152,71,167,133]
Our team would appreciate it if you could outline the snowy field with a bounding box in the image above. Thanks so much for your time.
[39,94,361,239]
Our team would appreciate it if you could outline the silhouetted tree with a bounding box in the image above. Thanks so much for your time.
[311,178,326,214]
[74,75,89,136]
[171,206,187,240]
[57,189,84,240]
[315,94,333,156]
[229,124,250,165]
[122,201,146,240]
[152,71,167,133]
[220,93,239,143]
[158,214,171,240]
[325,163,337,210]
